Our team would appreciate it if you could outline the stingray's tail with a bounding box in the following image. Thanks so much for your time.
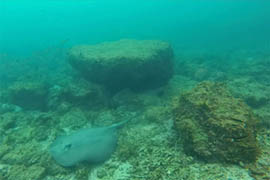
[109,119,131,130]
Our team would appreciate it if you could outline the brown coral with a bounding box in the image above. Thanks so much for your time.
[173,81,260,164]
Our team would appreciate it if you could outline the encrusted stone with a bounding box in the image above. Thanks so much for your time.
[68,39,174,93]
[173,81,260,163]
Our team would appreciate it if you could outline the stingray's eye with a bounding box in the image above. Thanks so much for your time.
[64,143,72,151]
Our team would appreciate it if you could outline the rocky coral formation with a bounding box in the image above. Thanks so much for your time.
[7,81,48,111]
[68,39,174,93]
[3,47,270,179]
[228,77,270,109]
[47,79,106,112]
[173,81,260,164]
[0,103,22,114]
[0,78,262,180]
[174,51,230,82]
[247,128,270,180]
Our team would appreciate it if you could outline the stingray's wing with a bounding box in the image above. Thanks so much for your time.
[50,126,119,167]
[85,128,118,163]
[50,134,80,167]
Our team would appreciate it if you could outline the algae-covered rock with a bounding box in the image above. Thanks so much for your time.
[47,80,105,111]
[0,103,22,114]
[173,81,259,164]
[63,80,105,108]
[8,81,48,111]
[68,39,174,93]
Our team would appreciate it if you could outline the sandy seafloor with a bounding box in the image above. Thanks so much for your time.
[0,47,270,180]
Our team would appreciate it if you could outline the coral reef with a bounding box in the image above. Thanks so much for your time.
[0,78,262,180]
[68,39,174,93]
[2,46,270,180]
[174,51,230,82]
[228,76,270,130]
[47,79,106,112]
[0,103,21,114]
[7,81,48,111]
[247,128,270,179]
[228,77,270,109]
[173,81,260,164]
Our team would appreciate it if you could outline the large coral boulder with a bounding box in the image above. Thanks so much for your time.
[68,39,174,93]
[173,81,259,164]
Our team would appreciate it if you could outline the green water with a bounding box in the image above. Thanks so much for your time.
[1,0,270,55]
[0,1,270,180]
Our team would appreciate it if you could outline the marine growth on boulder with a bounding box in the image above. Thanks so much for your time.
[68,39,174,93]
[173,81,260,164]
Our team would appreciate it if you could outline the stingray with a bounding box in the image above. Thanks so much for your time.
[49,120,129,167]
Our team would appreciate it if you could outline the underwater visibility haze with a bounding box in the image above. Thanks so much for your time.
[0,0,270,179]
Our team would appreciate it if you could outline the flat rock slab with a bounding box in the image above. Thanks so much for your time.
[68,39,174,93]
